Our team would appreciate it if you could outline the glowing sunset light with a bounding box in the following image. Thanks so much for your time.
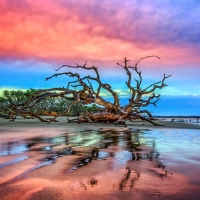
[0,0,200,115]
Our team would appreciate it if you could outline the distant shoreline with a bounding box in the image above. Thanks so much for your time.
[154,116,200,118]
[1,116,200,130]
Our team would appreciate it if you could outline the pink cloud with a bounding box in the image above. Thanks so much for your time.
[0,0,199,68]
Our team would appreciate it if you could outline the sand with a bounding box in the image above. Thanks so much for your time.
[0,117,200,200]
[1,116,200,129]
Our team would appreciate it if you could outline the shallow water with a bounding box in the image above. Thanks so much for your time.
[0,127,200,199]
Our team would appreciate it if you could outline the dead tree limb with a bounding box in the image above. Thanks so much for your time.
[4,56,171,126]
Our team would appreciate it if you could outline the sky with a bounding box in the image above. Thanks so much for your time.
[0,0,200,115]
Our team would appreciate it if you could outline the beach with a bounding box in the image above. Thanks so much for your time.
[0,117,200,200]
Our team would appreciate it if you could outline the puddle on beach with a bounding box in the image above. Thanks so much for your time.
[0,127,200,199]
[0,128,158,172]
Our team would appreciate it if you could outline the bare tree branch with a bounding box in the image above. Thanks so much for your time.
[3,56,170,127]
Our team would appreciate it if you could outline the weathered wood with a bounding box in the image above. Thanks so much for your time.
[3,57,170,126]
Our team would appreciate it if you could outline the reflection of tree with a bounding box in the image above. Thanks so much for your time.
[118,167,140,190]
[6,142,13,155]
[0,128,169,191]
[108,129,167,190]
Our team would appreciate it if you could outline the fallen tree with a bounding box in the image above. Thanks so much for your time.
[3,56,171,126]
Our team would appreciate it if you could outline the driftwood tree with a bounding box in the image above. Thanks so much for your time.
[5,56,171,126]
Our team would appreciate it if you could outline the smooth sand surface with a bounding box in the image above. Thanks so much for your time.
[1,116,200,129]
[0,117,200,200]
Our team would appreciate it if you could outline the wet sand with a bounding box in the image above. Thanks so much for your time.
[0,117,200,200]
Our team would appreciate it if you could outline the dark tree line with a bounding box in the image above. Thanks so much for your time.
[0,89,98,120]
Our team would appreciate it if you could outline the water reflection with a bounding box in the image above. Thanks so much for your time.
[0,128,161,167]
[0,127,200,199]
[0,142,29,156]
[0,128,166,188]
[118,167,140,190]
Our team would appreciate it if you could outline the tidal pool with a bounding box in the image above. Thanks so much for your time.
[0,127,200,199]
